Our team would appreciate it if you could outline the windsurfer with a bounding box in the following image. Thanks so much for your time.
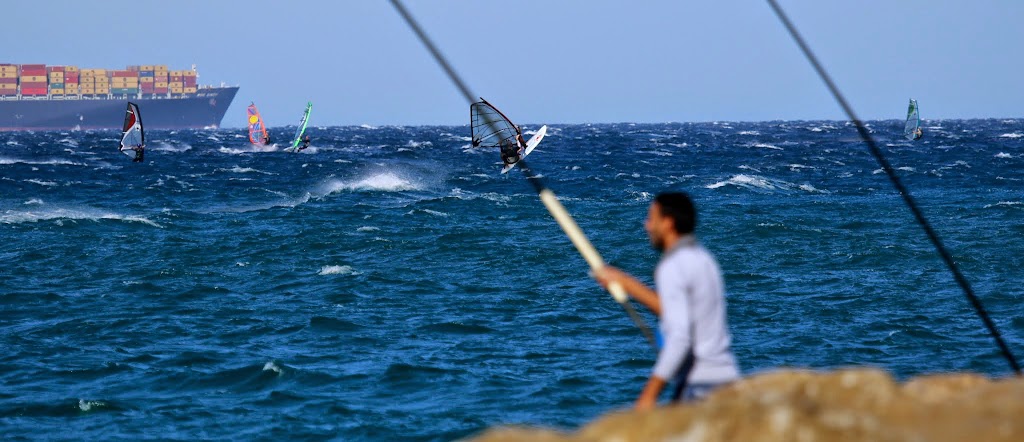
[263,133,271,145]
[500,138,521,165]
[914,127,923,140]
[131,144,145,163]
[298,135,311,151]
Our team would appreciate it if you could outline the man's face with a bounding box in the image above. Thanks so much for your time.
[645,202,667,252]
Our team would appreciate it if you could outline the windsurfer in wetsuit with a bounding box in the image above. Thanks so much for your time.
[298,135,311,151]
[263,133,271,145]
[131,144,145,163]
[913,127,923,140]
[500,137,522,165]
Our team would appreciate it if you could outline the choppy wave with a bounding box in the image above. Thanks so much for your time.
[318,265,358,275]
[1,206,161,226]
[322,172,421,193]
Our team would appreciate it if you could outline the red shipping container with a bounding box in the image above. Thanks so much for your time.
[154,87,168,93]
[183,78,197,86]
[170,75,183,82]
[46,66,65,73]
[20,81,47,88]
[65,73,80,81]
[0,78,16,84]
[0,90,16,96]
[112,70,137,77]
[20,64,45,70]
[21,87,48,95]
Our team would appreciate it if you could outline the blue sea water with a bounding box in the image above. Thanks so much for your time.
[1,120,1023,440]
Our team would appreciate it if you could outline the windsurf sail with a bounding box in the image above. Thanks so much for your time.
[119,102,144,158]
[247,102,268,145]
[904,98,921,140]
[289,102,313,149]
[470,97,522,149]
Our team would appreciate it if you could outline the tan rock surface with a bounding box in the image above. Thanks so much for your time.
[466,368,1024,442]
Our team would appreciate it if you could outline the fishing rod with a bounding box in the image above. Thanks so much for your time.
[389,0,658,350]
[766,0,1020,375]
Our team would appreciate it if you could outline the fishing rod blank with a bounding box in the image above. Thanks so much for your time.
[766,0,1020,375]
[389,0,658,350]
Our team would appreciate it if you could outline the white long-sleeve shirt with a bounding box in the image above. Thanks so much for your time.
[651,236,740,384]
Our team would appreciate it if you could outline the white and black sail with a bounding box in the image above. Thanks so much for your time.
[119,102,144,158]
[470,98,521,149]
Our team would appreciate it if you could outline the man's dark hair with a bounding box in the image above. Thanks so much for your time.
[654,192,697,234]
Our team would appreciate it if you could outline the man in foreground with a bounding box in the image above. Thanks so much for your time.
[594,192,740,410]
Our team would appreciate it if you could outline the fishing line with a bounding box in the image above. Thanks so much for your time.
[389,0,658,350]
[766,0,1020,374]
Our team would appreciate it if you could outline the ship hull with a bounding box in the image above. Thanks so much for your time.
[0,87,238,131]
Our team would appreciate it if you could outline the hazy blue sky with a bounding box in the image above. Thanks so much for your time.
[3,1,1022,127]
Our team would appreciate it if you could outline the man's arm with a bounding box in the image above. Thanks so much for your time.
[636,375,668,410]
[593,266,661,315]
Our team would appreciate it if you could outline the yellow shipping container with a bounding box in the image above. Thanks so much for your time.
[0,72,16,79]
[49,73,64,80]
[170,87,184,93]
[95,88,109,94]
[169,82,183,88]
[81,88,95,94]
[50,88,64,95]
[140,76,155,83]
[21,75,47,82]
[0,84,17,90]
[183,87,197,94]
[183,71,196,77]
[140,65,154,71]
[65,66,78,72]
[0,66,17,73]
[154,81,168,88]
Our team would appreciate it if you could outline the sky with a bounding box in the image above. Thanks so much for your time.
[3,1,1023,128]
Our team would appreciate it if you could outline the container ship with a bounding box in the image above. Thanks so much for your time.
[0,63,238,131]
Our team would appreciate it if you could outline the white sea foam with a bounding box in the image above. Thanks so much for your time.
[752,143,783,150]
[995,152,1013,158]
[407,209,449,217]
[219,166,274,175]
[25,179,58,186]
[24,198,44,205]
[359,124,377,129]
[0,157,87,166]
[984,201,1023,209]
[737,131,760,135]
[706,174,825,193]
[406,140,433,148]
[357,226,380,232]
[1,207,161,227]
[323,172,421,193]
[318,265,358,276]
[999,132,1023,138]
[78,399,106,412]
[262,361,283,374]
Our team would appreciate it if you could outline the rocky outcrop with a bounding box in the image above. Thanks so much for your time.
[467,368,1024,442]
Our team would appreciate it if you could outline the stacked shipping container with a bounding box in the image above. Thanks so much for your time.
[0,64,203,98]
[0,64,16,96]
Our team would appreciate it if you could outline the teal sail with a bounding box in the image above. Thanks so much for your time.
[288,102,313,150]
[904,99,921,141]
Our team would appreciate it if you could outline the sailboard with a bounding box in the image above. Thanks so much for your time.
[470,97,546,174]
[904,98,921,141]
[247,102,268,145]
[285,101,313,152]
[119,102,144,159]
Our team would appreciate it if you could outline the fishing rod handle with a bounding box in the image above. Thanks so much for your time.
[538,189,630,303]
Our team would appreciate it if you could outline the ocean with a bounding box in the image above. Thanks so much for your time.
[2,120,1022,440]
